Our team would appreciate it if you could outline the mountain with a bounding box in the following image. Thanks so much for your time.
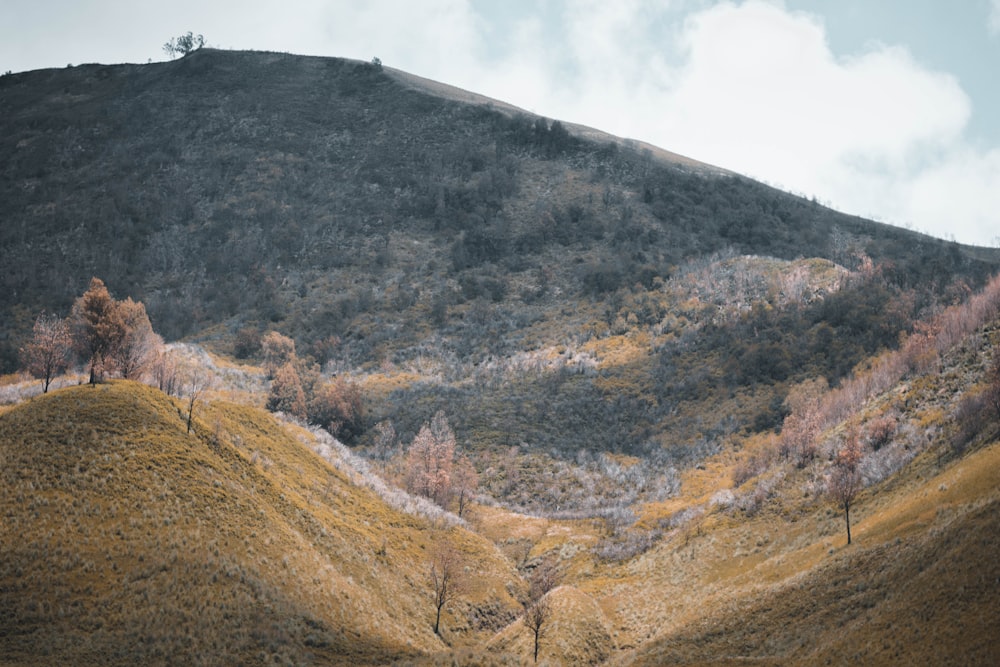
[3,48,1000,664]
[3,48,999,483]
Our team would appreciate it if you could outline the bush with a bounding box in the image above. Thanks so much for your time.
[307,377,364,442]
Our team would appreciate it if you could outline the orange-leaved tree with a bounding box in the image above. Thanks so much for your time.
[71,277,127,384]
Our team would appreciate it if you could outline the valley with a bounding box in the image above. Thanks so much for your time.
[2,48,999,665]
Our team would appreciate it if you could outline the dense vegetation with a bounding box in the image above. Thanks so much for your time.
[4,48,1000,504]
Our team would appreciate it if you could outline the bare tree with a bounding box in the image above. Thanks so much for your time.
[828,428,864,545]
[112,298,158,380]
[150,346,180,396]
[178,361,213,434]
[19,312,72,393]
[451,453,479,518]
[523,558,559,663]
[429,540,465,637]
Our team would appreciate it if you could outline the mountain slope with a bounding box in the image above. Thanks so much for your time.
[0,381,522,665]
[1,48,997,363]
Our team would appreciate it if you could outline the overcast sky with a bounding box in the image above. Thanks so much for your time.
[5,0,1000,246]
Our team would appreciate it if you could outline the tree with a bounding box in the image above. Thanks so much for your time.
[261,331,296,378]
[523,558,559,663]
[112,298,158,380]
[828,428,863,545]
[267,361,307,419]
[71,277,126,384]
[163,32,205,58]
[451,453,479,518]
[429,540,465,636]
[307,377,364,441]
[178,360,213,434]
[150,346,180,396]
[19,313,72,393]
[404,411,455,506]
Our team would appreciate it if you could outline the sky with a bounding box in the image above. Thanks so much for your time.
[5,0,1000,247]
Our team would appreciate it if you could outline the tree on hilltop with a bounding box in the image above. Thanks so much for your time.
[523,557,560,663]
[70,278,160,385]
[71,277,127,385]
[163,32,205,58]
[19,313,72,393]
[113,298,159,380]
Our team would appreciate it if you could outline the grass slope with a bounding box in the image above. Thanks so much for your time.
[0,381,521,665]
[617,439,1000,665]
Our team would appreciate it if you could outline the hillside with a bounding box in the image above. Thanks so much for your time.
[2,288,997,664]
[0,381,523,665]
[4,48,999,494]
[3,47,1000,665]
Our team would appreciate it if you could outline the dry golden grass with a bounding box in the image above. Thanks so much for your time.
[486,585,615,666]
[0,381,521,665]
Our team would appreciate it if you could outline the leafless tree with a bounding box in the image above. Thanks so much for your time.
[19,312,72,393]
[179,361,213,434]
[451,453,479,518]
[523,557,559,663]
[429,540,465,637]
[828,428,863,545]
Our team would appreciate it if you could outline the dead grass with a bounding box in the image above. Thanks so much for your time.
[0,381,521,665]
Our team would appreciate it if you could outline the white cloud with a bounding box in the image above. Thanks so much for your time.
[991,0,1000,35]
[443,0,997,246]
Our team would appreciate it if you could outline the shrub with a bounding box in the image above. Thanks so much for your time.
[307,377,364,442]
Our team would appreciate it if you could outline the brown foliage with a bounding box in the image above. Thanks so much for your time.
[19,313,72,393]
[307,377,364,442]
[261,331,296,378]
[112,298,159,380]
[71,277,126,384]
[233,327,262,359]
[267,362,307,419]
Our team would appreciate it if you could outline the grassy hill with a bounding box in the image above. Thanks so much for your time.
[0,381,523,665]
[1,295,998,664]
